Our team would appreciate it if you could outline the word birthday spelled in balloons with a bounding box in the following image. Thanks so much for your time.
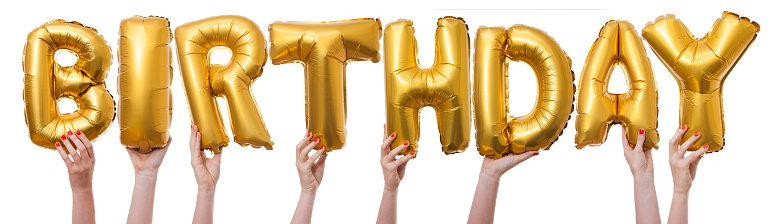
[22,12,758,158]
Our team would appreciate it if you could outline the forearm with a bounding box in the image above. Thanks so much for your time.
[128,173,158,224]
[193,190,216,224]
[632,176,661,224]
[376,188,398,224]
[468,172,500,224]
[291,191,317,224]
[72,188,96,224]
[667,192,689,224]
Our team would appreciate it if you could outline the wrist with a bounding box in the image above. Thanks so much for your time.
[71,186,93,195]
[480,170,502,184]
[633,174,655,186]
[135,169,159,178]
[301,191,317,197]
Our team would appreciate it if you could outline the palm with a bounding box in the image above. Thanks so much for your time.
[194,151,221,190]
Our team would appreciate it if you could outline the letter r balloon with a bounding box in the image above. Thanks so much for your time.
[175,15,273,153]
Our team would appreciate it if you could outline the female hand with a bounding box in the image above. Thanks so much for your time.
[380,129,414,191]
[190,125,222,191]
[127,138,172,178]
[622,128,654,180]
[296,133,328,194]
[479,151,538,181]
[55,130,95,191]
[669,125,709,194]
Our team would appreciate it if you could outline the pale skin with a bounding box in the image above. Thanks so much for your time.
[126,137,172,224]
[667,125,709,224]
[190,124,222,224]
[377,125,415,224]
[467,149,537,224]
[54,130,96,224]
[291,133,329,224]
[621,128,661,224]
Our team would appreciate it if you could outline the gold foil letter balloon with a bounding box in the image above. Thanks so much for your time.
[175,15,273,153]
[23,20,116,150]
[642,12,759,152]
[269,19,381,152]
[474,25,574,158]
[118,16,173,153]
[575,21,659,151]
[385,17,471,156]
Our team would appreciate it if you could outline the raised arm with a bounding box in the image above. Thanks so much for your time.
[126,138,172,224]
[190,124,222,224]
[667,125,709,224]
[377,126,414,224]
[54,130,96,224]
[621,128,661,224]
[467,151,537,224]
[291,133,329,224]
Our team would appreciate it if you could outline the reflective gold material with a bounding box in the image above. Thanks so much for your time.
[175,15,273,153]
[23,20,116,151]
[270,18,381,152]
[642,12,759,152]
[384,17,471,157]
[118,16,173,153]
[474,25,575,158]
[576,21,659,151]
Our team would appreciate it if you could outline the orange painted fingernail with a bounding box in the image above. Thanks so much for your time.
[76,130,81,135]
[55,142,60,147]
[533,152,540,156]
[410,152,415,156]
[638,128,644,134]
[67,131,73,135]
[681,124,687,130]
[61,135,66,140]
[314,138,319,143]
[403,141,409,146]
[694,132,700,137]
[390,133,395,138]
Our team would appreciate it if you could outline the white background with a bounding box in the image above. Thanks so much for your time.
[1,0,769,223]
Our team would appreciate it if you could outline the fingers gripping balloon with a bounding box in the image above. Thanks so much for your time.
[384,17,472,157]
[23,20,116,151]
[175,15,273,153]
[270,18,382,152]
[575,21,659,151]
[642,12,759,152]
[474,25,575,159]
[118,16,173,153]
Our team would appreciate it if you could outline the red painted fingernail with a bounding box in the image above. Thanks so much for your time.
[314,138,319,143]
[638,129,644,134]
[702,144,709,149]
[694,132,700,137]
[307,133,312,137]
[76,130,81,135]
[390,133,395,138]
[61,135,66,140]
[410,152,415,156]
[681,124,687,130]
[403,141,409,146]
[533,152,540,156]
[321,146,325,150]
[55,142,60,147]
[67,131,73,135]
[191,124,193,128]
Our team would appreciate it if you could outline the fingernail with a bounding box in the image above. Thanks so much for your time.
[533,152,540,156]
[321,146,325,150]
[694,132,700,137]
[702,144,709,149]
[55,142,60,147]
[307,133,312,137]
[390,133,395,138]
[61,135,66,140]
[638,128,644,134]
[67,130,73,135]
[314,138,319,143]
[403,141,409,146]
[410,152,415,156]
[191,124,193,128]
[681,124,687,130]
[76,130,81,135]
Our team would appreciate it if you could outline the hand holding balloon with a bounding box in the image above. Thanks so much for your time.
[377,125,415,224]
[54,130,96,224]
[621,128,654,180]
[292,133,329,224]
[667,125,709,224]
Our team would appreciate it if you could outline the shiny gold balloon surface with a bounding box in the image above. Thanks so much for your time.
[384,17,471,156]
[23,20,116,151]
[118,16,173,153]
[175,15,273,153]
[270,18,381,152]
[642,12,759,152]
[576,21,659,151]
[474,25,574,158]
